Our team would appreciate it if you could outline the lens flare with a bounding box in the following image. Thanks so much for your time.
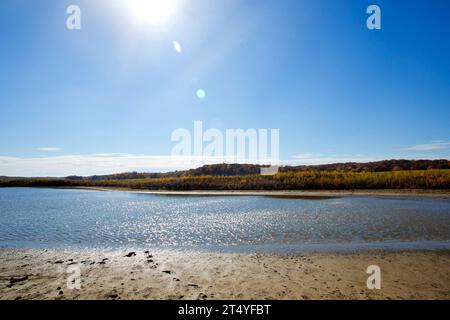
[196,89,206,100]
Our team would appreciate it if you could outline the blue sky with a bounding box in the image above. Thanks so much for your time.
[0,0,449,176]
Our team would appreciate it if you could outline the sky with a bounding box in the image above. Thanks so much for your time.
[0,0,449,176]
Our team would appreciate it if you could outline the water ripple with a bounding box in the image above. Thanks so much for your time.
[0,188,449,251]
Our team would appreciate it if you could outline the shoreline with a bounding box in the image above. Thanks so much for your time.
[65,187,450,198]
[1,248,449,300]
[2,239,450,254]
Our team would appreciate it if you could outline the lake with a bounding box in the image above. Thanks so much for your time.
[0,188,449,252]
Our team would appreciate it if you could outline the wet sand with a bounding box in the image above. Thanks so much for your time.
[1,248,449,300]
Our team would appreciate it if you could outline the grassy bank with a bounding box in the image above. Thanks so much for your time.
[1,169,450,191]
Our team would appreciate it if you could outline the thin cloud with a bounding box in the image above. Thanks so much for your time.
[38,147,62,152]
[0,154,256,177]
[402,141,450,151]
[0,154,186,177]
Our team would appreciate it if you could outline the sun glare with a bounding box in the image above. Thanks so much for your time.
[128,0,177,25]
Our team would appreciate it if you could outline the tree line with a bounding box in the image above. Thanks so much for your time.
[38,159,450,182]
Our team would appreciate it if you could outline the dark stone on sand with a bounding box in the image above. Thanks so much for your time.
[9,276,29,284]
[124,252,136,257]
[144,251,149,254]
[57,286,61,290]
[15,296,22,300]
[162,270,172,274]
[54,260,64,264]
[108,294,118,299]
[188,283,199,287]
[59,290,63,295]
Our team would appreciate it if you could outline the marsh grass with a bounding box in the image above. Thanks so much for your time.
[1,170,449,191]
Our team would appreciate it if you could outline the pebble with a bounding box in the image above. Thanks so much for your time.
[9,276,28,284]
[124,252,136,258]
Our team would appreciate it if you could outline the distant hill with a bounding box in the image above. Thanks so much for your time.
[63,159,450,181]
[0,176,56,181]
[282,159,450,173]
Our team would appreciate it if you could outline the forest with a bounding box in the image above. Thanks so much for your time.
[50,159,450,181]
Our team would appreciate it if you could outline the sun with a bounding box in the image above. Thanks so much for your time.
[128,0,178,25]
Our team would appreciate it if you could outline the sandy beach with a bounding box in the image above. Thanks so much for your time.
[1,248,449,300]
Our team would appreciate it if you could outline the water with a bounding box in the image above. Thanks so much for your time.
[0,187,449,252]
